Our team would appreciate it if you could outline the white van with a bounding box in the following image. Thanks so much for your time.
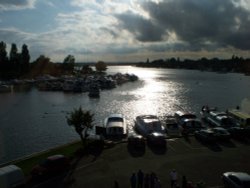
[0,165,25,188]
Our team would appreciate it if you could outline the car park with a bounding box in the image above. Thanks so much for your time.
[128,133,145,148]
[194,129,216,143]
[147,132,166,147]
[222,172,250,188]
[31,154,70,178]
[212,127,231,141]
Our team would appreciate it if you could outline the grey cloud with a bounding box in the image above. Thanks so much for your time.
[99,27,119,38]
[54,48,93,55]
[0,28,32,44]
[115,11,166,42]
[115,0,250,51]
[103,45,139,54]
[0,0,36,10]
[142,0,250,50]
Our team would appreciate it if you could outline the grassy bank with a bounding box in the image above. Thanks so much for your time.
[13,140,83,176]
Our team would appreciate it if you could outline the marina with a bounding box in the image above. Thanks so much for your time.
[1,66,250,164]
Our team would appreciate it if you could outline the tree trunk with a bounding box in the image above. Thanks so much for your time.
[78,132,86,146]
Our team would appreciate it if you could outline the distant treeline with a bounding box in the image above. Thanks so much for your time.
[136,56,250,74]
[0,41,30,79]
[0,41,75,80]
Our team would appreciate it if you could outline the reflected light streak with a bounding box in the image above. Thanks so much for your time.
[130,72,180,117]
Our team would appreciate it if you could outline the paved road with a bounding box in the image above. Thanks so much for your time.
[62,137,250,188]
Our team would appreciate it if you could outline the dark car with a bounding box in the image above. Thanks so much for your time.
[128,133,145,148]
[212,127,231,141]
[31,154,70,178]
[147,132,166,146]
[222,172,250,188]
[244,126,250,137]
[179,119,205,135]
[194,129,216,143]
[227,127,245,139]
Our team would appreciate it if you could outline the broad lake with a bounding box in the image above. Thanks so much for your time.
[1,66,250,164]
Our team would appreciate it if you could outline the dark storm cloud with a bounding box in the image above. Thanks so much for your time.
[115,11,166,42]
[115,0,250,51]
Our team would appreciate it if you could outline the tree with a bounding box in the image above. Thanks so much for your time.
[66,107,94,145]
[21,44,30,73]
[30,55,51,76]
[81,64,93,74]
[0,41,8,64]
[9,43,18,63]
[95,61,107,72]
[63,54,75,73]
[9,43,21,77]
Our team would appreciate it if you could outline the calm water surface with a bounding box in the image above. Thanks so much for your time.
[1,66,250,164]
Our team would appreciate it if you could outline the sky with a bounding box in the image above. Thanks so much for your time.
[1,0,250,62]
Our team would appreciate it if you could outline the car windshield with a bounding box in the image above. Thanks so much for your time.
[109,117,123,122]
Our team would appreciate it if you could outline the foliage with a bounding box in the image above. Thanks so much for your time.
[0,41,8,64]
[95,61,107,72]
[81,64,93,74]
[0,41,30,79]
[63,54,75,73]
[67,107,94,144]
[21,44,30,73]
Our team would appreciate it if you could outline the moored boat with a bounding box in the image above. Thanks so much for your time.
[134,115,165,137]
[104,114,127,138]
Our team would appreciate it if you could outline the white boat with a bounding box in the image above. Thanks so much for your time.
[134,115,165,137]
[104,114,127,138]
[205,110,238,128]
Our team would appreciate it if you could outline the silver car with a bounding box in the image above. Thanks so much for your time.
[222,172,250,188]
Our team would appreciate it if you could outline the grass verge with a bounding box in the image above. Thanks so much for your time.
[13,140,83,176]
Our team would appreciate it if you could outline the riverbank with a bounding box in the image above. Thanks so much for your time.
[0,140,82,175]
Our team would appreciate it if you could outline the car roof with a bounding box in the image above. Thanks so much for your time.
[213,127,226,131]
[200,129,214,133]
[150,132,165,136]
[183,119,200,122]
[47,154,66,161]
[224,172,250,181]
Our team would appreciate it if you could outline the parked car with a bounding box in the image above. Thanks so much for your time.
[165,116,181,137]
[128,133,145,148]
[31,154,70,178]
[174,111,197,124]
[222,172,250,188]
[212,127,231,141]
[0,165,25,188]
[226,127,245,139]
[194,129,216,143]
[147,132,166,147]
[244,126,250,137]
[179,119,205,135]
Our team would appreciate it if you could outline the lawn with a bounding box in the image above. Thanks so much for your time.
[13,140,83,176]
